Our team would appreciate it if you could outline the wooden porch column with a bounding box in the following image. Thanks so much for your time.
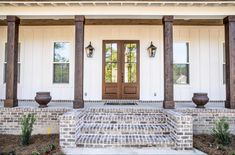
[162,16,175,109]
[74,15,85,109]
[4,16,20,107]
[224,16,235,109]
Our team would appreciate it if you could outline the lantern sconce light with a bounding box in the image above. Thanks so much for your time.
[147,41,157,58]
[85,42,95,58]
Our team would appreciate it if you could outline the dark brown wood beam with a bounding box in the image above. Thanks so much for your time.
[74,15,85,109]
[4,16,20,108]
[0,19,224,26]
[163,16,175,109]
[224,16,235,109]
[173,19,223,26]
[85,19,162,25]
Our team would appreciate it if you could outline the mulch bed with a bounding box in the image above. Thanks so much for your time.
[0,134,63,155]
[194,134,235,155]
[1,134,235,155]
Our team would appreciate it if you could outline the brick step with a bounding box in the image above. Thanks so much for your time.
[76,134,175,148]
[82,114,166,124]
[78,124,170,135]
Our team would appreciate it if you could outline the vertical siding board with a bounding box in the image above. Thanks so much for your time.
[32,28,43,98]
[199,28,210,94]
[209,29,220,100]
[0,27,7,99]
[190,28,200,95]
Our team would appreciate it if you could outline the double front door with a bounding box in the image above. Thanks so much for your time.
[102,40,139,99]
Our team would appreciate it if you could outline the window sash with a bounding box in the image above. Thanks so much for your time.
[173,42,189,64]
[53,42,70,84]
[53,63,69,83]
[173,64,189,84]
[173,42,190,84]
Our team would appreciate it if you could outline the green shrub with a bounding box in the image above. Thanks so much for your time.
[42,146,50,154]
[20,113,36,145]
[31,150,40,155]
[48,143,56,151]
[212,117,231,146]
[228,151,235,155]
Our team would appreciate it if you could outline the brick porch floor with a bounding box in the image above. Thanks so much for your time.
[0,100,225,109]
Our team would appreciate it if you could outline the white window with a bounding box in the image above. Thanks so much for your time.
[53,42,70,83]
[4,43,21,83]
[173,42,189,84]
[223,43,226,84]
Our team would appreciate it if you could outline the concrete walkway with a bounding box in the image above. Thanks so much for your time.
[62,148,207,155]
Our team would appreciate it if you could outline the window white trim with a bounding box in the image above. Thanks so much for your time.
[52,42,70,84]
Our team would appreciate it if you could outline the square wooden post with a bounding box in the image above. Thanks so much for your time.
[4,16,20,107]
[162,16,175,109]
[224,16,235,109]
[74,15,85,109]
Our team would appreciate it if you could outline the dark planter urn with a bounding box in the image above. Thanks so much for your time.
[35,92,52,108]
[192,93,209,108]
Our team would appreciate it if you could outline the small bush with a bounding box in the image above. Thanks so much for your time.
[228,151,235,155]
[48,143,56,151]
[41,146,50,154]
[20,113,36,146]
[31,150,40,155]
[212,117,231,146]
[229,151,235,155]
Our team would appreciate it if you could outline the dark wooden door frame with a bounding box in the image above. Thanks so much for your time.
[102,40,140,100]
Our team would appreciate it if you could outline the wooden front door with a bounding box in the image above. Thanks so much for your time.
[102,40,139,99]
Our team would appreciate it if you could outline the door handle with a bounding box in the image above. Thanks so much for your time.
[121,73,124,83]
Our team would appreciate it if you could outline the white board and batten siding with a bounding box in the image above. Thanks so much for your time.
[0,25,225,101]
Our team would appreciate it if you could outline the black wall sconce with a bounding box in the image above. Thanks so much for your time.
[85,42,95,58]
[147,41,157,57]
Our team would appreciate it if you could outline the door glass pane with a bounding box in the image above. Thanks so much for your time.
[105,43,118,62]
[105,63,117,83]
[111,43,117,62]
[105,43,112,62]
[125,63,136,83]
[105,43,118,83]
[125,44,137,63]
[124,43,137,83]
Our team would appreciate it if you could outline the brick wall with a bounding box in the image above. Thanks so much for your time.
[163,110,193,150]
[1,107,235,137]
[60,109,84,148]
[178,108,235,134]
[0,107,70,135]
